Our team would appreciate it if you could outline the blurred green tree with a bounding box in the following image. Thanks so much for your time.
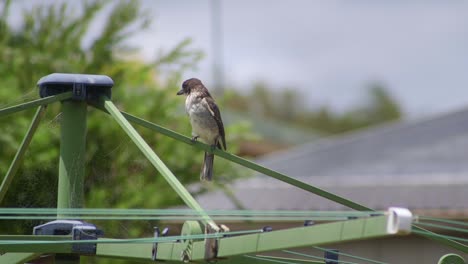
[225,81,403,135]
[0,0,250,241]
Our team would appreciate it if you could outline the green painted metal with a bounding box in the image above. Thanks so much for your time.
[0,235,72,253]
[180,220,205,261]
[218,215,388,257]
[115,111,371,212]
[0,92,72,118]
[419,216,468,227]
[120,111,468,254]
[0,253,43,264]
[0,105,47,203]
[55,100,88,264]
[92,107,468,254]
[248,255,324,264]
[96,239,153,260]
[147,215,392,262]
[96,214,392,262]
[416,222,468,234]
[412,225,468,253]
[0,207,379,217]
[0,215,393,263]
[0,207,378,221]
[438,253,466,264]
[102,97,218,231]
[57,100,87,211]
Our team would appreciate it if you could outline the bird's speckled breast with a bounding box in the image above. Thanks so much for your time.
[186,94,219,144]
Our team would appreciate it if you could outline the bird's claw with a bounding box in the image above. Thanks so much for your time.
[191,136,199,144]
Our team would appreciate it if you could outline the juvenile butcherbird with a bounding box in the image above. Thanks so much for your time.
[177,78,226,181]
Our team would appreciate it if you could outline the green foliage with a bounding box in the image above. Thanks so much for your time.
[0,0,248,241]
[225,81,403,135]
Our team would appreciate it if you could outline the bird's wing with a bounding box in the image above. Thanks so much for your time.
[202,97,227,150]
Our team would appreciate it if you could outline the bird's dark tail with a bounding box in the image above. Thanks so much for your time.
[201,152,214,181]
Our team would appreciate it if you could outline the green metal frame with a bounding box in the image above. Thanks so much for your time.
[103,107,468,254]
[57,100,88,210]
[0,235,72,253]
[102,97,218,231]
[0,214,403,262]
[0,77,466,264]
[117,111,371,211]
[438,254,466,264]
[156,214,395,262]
[0,92,72,118]
[0,253,43,264]
[0,106,47,203]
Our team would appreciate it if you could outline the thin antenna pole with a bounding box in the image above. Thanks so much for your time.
[211,0,224,94]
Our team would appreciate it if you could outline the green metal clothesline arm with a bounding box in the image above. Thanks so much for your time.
[91,106,468,254]
[110,109,372,211]
[0,214,399,263]
[413,225,468,253]
[102,97,219,231]
[0,92,72,118]
[0,105,47,204]
[79,214,408,262]
[90,102,370,211]
[0,253,42,264]
[0,235,73,253]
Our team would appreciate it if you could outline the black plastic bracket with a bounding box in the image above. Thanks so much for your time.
[37,73,114,102]
[324,249,339,264]
[152,226,169,261]
[33,220,104,255]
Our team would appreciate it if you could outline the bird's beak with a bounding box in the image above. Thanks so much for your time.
[177,89,184,95]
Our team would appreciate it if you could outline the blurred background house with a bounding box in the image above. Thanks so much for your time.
[198,106,468,215]
[195,106,468,262]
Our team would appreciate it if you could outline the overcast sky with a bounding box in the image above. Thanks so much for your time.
[9,1,468,117]
[135,0,468,117]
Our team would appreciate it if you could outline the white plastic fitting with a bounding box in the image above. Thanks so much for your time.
[386,207,413,235]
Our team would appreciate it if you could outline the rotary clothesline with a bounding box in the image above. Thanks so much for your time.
[1,82,467,264]
[0,222,466,245]
[1,208,467,243]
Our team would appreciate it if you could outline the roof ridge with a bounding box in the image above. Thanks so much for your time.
[257,106,468,165]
